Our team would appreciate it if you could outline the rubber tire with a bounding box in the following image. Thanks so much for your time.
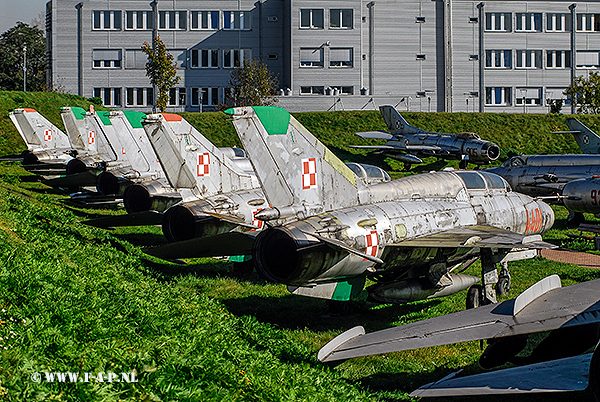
[466,284,483,309]
[496,276,511,297]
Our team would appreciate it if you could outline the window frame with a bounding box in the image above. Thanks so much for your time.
[330,9,353,29]
[485,87,512,106]
[92,10,122,30]
[125,11,153,30]
[485,49,512,69]
[190,11,220,30]
[300,9,324,29]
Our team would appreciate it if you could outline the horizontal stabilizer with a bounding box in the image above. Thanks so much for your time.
[67,193,121,205]
[43,171,98,188]
[318,276,600,362]
[0,154,25,162]
[355,131,394,140]
[144,231,256,260]
[411,353,592,397]
[83,210,164,228]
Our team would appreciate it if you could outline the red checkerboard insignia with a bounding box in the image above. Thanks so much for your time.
[43,130,52,142]
[197,153,210,177]
[88,131,95,145]
[364,230,379,260]
[251,209,264,231]
[302,158,317,189]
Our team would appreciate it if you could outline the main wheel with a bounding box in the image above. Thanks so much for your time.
[459,160,468,169]
[496,276,511,297]
[466,285,483,309]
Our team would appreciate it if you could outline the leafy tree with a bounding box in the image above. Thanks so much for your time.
[228,58,278,107]
[565,72,600,114]
[141,36,180,112]
[0,22,46,92]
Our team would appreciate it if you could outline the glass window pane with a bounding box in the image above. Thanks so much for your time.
[313,9,323,28]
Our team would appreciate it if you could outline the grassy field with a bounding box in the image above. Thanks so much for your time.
[1,91,600,401]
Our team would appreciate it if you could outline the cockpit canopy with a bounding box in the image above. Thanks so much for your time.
[456,132,481,140]
[501,156,527,167]
[346,163,391,185]
[454,170,511,192]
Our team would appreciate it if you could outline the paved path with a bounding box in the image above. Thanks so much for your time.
[541,248,600,269]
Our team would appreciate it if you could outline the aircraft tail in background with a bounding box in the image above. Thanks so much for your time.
[565,118,600,154]
[9,108,71,151]
[379,105,425,136]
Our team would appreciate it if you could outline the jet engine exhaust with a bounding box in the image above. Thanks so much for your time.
[253,227,351,285]
[162,201,238,242]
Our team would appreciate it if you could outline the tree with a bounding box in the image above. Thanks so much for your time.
[0,22,46,92]
[141,35,180,112]
[228,58,278,107]
[565,72,600,114]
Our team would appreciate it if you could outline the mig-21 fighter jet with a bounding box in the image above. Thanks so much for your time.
[348,105,500,170]
[225,106,555,307]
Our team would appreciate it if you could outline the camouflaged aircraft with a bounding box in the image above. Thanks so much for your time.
[5,108,78,176]
[225,106,555,308]
[487,154,600,223]
[318,275,600,400]
[348,105,501,169]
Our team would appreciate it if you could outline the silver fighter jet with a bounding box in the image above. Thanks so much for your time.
[226,106,555,306]
[349,105,500,169]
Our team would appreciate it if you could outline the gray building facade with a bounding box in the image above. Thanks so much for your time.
[47,0,600,113]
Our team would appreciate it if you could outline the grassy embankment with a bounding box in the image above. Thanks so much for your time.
[0,91,600,401]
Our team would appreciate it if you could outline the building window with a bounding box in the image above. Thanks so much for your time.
[485,13,511,32]
[168,88,186,106]
[330,86,354,95]
[547,13,571,32]
[546,51,571,68]
[516,50,542,69]
[223,49,251,68]
[126,88,153,106]
[93,11,121,30]
[190,49,219,68]
[300,9,324,29]
[485,50,511,68]
[94,88,122,107]
[469,17,479,23]
[125,11,153,30]
[577,13,600,32]
[300,48,324,67]
[516,87,542,105]
[469,54,479,61]
[191,11,219,30]
[330,48,353,67]
[485,87,511,105]
[545,87,571,106]
[268,54,278,60]
[576,51,600,68]
[223,11,251,30]
[416,54,426,61]
[159,11,187,30]
[415,16,426,23]
[125,50,146,69]
[515,13,542,32]
[191,87,219,106]
[300,86,325,95]
[92,49,122,69]
[330,9,353,28]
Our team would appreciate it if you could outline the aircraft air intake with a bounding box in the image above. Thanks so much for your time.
[253,226,350,285]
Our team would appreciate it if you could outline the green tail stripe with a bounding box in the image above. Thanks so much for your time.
[252,106,290,135]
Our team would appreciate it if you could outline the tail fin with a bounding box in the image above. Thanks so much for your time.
[60,107,98,154]
[143,113,256,196]
[9,108,71,150]
[379,105,424,135]
[227,106,360,212]
[566,118,600,154]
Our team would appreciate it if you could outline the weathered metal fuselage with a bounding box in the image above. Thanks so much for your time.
[487,154,600,198]
[253,171,554,299]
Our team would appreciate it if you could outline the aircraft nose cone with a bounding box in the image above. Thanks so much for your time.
[537,200,555,233]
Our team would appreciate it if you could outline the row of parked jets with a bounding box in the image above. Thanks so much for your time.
[4,105,600,399]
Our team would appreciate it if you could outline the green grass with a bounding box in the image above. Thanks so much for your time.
[2,91,600,401]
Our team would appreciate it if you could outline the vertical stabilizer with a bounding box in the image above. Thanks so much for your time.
[60,107,99,154]
[108,111,159,175]
[9,108,71,150]
[227,106,360,212]
[379,105,424,135]
[143,113,255,195]
[566,118,600,154]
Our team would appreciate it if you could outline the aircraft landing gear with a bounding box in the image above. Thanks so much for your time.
[567,211,585,227]
[403,162,412,171]
[466,284,483,309]
[459,159,468,170]
[496,262,511,297]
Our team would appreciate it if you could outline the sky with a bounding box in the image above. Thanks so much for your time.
[1,0,48,33]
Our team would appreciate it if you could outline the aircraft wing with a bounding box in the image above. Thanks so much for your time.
[387,225,556,249]
[144,230,256,260]
[411,353,592,397]
[43,171,99,188]
[355,131,394,140]
[318,275,600,363]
